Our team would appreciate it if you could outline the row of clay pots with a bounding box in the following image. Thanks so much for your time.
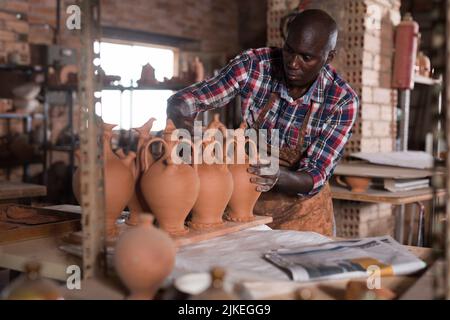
[72,115,261,238]
[139,115,261,236]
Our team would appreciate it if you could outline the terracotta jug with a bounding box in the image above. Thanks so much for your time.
[190,114,233,230]
[225,123,261,222]
[140,119,200,236]
[125,117,156,225]
[102,123,136,237]
[73,124,136,238]
[114,213,176,300]
[1,261,64,300]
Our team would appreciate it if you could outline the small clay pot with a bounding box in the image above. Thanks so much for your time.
[336,176,371,193]
[114,213,176,300]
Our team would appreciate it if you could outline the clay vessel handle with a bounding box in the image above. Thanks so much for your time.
[142,137,169,173]
[336,176,348,188]
[178,138,198,172]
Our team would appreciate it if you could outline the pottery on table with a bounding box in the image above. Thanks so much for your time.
[124,118,156,225]
[336,175,371,193]
[190,114,233,230]
[140,119,200,236]
[114,213,176,300]
[1,261,64,300]
[72,123,136,238]
[188,267,237,300]
[224,122,261,222]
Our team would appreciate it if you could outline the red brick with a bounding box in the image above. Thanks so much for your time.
[5,20,29,34]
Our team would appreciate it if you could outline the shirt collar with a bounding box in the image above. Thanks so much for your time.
[273,63,332,105]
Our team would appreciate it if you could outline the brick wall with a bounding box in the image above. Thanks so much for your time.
[25,0,241,56]
[268,0,400,154]
[0,0,30,64]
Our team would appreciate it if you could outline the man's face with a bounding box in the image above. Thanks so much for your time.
[282,27,333,88]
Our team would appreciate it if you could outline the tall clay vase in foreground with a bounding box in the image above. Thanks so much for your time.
[103,123,136,238]
[226,123,261,222]
[191,114,233,230]
[73,124,136,238]
[125,117,156,225]
[114,213,176,300]
[140,119,200,236]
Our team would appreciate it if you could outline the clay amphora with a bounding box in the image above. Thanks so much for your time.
[125,117,156,225]
[114,213,176,300]
[226,123,261,222]
[191,114,233,230]
[72,123,136,238]
[140,119,200,236]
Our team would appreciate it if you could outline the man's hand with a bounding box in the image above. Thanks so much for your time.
[247,162,280,192]
[167,98,195,135]
[248,163,314,195]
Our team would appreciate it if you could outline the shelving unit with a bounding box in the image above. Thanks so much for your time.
[0,64,47,183]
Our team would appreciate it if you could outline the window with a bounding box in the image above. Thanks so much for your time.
[98,41,177,131]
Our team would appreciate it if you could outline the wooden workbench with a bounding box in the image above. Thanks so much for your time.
[0,229,434,300]
[0,181,46,200]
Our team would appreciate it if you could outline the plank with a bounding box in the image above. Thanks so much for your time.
[0,182,47,200]
[0,205,81,244]
[61,215,273,248]
[173,215,273,246]
[331,185,445,205]
[334,163,438,179]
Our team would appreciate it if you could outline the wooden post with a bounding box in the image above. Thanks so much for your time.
[78,0,105,279]
[446,0,450,300]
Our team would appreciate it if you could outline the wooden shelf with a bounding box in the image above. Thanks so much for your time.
[414,75,442,86]
[331,185,445,205]
[0,64,44,73]
[0,181,46,200]
[102,83,189,91]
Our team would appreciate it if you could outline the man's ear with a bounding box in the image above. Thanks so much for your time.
[326,50,336,64]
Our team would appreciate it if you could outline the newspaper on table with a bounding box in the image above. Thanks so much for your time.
[264,236,427,282]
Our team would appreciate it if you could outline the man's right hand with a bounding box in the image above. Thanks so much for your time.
[166,99,195,135]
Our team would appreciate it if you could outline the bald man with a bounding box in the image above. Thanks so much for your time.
[167,9,359,236]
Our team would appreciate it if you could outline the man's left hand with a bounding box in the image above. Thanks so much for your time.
[247,162,280,192]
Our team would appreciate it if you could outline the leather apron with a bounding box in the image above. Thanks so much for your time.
[252,93,334,236]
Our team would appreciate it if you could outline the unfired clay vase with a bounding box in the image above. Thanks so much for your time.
[114,213,176,300]
[125,118,156,225]
[1,261,64,300]
[226,123,261,222]
[190,114,233,230]
[336,175,371,193]
[72,123,136,238]
[140,119,200,236]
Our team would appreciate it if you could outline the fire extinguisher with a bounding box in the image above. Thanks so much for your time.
[392,13,420,90]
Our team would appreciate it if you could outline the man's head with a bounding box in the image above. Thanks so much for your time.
[282,9,338,88]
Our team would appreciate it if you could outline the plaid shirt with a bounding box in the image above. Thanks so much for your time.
[168,47,359,196]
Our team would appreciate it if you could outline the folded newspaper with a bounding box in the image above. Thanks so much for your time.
[264,236,426,282]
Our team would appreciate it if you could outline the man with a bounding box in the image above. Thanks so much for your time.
[166,9,359,236]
